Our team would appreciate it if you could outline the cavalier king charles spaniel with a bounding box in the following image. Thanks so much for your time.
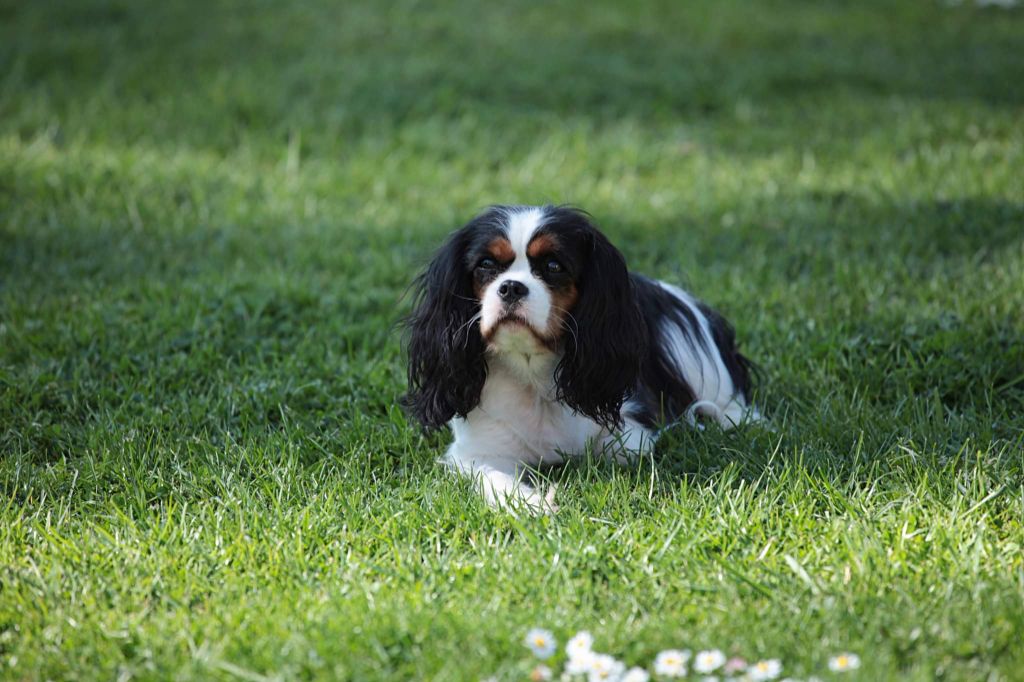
[404,205,761,513]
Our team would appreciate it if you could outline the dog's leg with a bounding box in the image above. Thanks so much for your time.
[442,445,558,515]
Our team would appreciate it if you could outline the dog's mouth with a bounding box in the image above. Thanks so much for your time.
[481,312,531,338]
[495,313,530,328]
[484,313,558,352]
[482,314,531,338]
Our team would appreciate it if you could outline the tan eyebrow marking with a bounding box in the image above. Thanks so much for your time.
[526,233,559,258]
[487,237,515,262]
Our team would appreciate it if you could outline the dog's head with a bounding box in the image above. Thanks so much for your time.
[403,205,647,429]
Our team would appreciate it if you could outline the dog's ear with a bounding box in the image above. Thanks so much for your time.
[402,226,487,429]
[554,217,647,428]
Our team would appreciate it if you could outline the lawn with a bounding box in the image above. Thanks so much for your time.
[2,0,1023,679]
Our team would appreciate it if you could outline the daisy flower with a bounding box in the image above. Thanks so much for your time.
[588,653,625,682]
[693,649,727,674]
[622,667,650,682]
[653,650,690,677]
[566,631,595,661]
[566,650,596,676]
[747,659,782,681]
[525,628,557,660]
[828,653,861,673]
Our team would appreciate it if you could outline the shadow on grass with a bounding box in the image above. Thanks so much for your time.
[3,191,1022,464]
[605,193,1024,277]
[4,192,1022,293]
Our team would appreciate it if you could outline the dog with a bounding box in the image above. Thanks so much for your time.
[403,205,760,512]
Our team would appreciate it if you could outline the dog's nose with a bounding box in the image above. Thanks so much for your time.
[497,280,529,303]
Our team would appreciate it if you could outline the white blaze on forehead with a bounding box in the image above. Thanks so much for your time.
[478,206,554,347]
[503,206,547,260]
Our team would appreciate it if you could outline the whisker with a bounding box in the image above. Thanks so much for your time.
[454,312,483,348]
[548,304,580,354]
[548,303,578,325]
[453,312,481,337]
[549,304,580,334]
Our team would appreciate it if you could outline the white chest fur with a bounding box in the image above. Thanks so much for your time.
[450,353,602,467]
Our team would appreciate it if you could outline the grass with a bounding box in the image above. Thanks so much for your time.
[1,0,1023,679]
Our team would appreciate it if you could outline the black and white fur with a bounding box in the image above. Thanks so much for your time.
[404,205,760,512]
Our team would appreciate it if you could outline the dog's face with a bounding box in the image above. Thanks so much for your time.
[403,205,647,430]
[468,207,581,353]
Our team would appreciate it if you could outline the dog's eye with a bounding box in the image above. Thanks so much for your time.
[477,258,497,270]
[545,259,563,274]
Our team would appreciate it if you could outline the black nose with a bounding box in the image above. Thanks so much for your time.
[497,280,529,303]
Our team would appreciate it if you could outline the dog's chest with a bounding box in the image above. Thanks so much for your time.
[475,363,600,463]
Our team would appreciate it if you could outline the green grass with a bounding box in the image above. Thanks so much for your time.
[2,0,1023,679]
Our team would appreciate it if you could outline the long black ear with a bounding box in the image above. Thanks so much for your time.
[402,227,487,429]
[554,218,647,429]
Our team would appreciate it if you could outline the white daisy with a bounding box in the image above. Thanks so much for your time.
[566,649,596,676]
[747,659,782,681]
[588,653,626,682]
[653,650,690,677]
[828,653,861,673]
[567,631,595,661]
[525,628,557,660]
[622,668,650,682]
[694,649,727,674]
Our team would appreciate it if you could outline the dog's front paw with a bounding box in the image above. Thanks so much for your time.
[518,484,559,516]
[491,483,559,516]
[474,469,560,516]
